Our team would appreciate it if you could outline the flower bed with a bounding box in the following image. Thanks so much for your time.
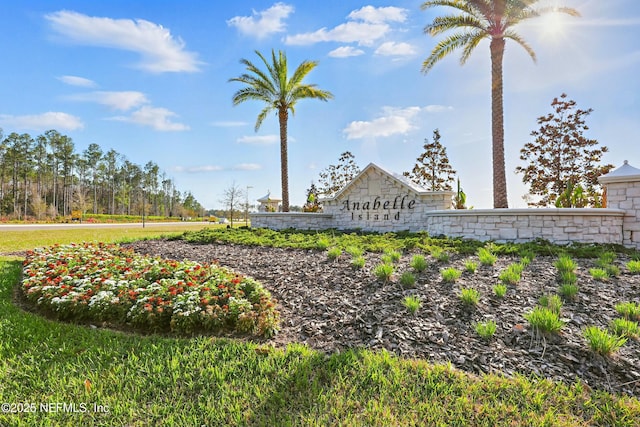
[21,242,279,337]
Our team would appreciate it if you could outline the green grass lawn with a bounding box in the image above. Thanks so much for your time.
[1,228,640,426]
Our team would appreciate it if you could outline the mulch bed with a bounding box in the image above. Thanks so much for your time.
[120,239,639,397]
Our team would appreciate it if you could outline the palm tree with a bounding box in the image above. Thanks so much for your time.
[230,49,333,212]
[421,0,579,208]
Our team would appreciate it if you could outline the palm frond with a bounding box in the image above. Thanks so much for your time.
[460,30,487,64]
[504,29,536,62]
[421,0,478,16]
[422,31,478,72]
[254,106,273,132]
[427,14,487,35]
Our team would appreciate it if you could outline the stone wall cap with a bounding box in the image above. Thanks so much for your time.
[599,160,640,184]
[425,208,626,217]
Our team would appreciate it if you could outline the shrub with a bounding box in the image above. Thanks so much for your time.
[441,267,461,283]
[615,302,640,321]
[583,326,627,357]
[554,254,577,273]
[609,318,639,339]
[596,252,617,267]
[316,237,331,250]
[558,283,579,300]
[524,307,565,335]
[431,247,450,262]
[477,247,497,266]
[374,263,394,282]
[539,294,563,315]
[605,264,621,278]
[460,288,480,306]
[327,247,342,260]
[400,271,416,288]
[627,260,640,274]
[475,320,497,340]
[498,267,521,286]
[345,246,364,257]
[383,249,402,263]
[410,254,428,273]
[559,270,577,285]
[589,268,609,281]
[464,260,478,273]
[493,284,507,298]
[403,295,421,315]
[351,256,366,269]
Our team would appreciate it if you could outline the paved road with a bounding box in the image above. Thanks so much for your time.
[0,222,210,231]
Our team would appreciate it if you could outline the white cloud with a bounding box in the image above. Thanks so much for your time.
[58,75,97,87]
[375,41,416,57]
[45,10,201,73]
[328,46,365,58]
[236,135,279,145]
[343,105,452,140]
[109,106,189,131]
[227,3,294,39]
[285,5,407,47]
[347,6,407,24]
[0,112,84,131]
[286,21,389,46]
[68,91,149,111]
[173,165,223,173]
[233,163,262,171]
[211,120,249,127]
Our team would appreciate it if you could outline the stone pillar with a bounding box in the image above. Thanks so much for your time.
[599,160,640,249]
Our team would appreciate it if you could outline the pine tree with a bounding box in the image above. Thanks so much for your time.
[403,129,456,191]
[516,94,614,207]
[318,151,361,196]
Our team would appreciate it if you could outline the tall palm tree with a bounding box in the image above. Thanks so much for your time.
[230,49,333,212]
[421,0,579,208]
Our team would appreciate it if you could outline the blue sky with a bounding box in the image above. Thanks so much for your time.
[1,1,639,209]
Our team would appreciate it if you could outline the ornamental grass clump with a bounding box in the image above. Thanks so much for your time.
[498,266,521,286]
[21,243,280,337]
[627,260,640,274]
[400,271,416,288]
[441,267,461,284]
[539,294,563,315]
[345,246,364,257]
[351,256,366,269]
[609,318,640,339]
[477,247,497,266]
[383,248,402,263]
[410,254,428,273]
[558,283,579,301]
[583,326,627,357]
[316,237,331,250]
[460,288,480,306]
[589,268,609,281]
[374,263,394,282]
[524,306,565,335]
[464,260,478,274]
[403,295,421,315]
[554,254,577,273]
[493,284,507,298]
[327,247,342,261]
[430,246,450,262]
[475,320,497,341]
[615,302,640,321]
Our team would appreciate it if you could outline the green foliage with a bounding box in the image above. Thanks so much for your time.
[589,268,609,281]
[383,248,402,263]
[615,302,640,321]
[554,254,577,273]
[583,326,627,357]
[410,254,428,273]
[317,151,361,196]
[559,270,578,286]
[453,178,467,209]
[524,307,565,335]
[477,247,497,266]
[403,295,422,315]
[558,283,579,301]
[627,260,640,274]
[539,294,563,315]
[464,260,478,273]
[609,318,639,339]
[493,284,507,299]
[345,246,364,257]
[516,94,613,207]
[403,129,456,191]
[399,271,416,288]
[327,247,342,260]
[441,267,461,283]
[459,288,480,306]
[475,320,497,341]
[430,246,450,262]
[316,237,331,250]
[498,263,524,285]
[374,263,394,282]
[351,256,366,269]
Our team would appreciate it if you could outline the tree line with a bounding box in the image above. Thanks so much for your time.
[0,128,203,220]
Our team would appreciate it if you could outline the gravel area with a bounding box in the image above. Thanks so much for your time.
[124,239,640,397]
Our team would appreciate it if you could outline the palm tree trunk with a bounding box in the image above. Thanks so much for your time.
[490,37,508,208]
[279,107,290,212]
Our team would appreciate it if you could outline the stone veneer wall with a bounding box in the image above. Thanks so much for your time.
[600,164,640,249]
[424,209,626,245]
[250,213,334,230]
